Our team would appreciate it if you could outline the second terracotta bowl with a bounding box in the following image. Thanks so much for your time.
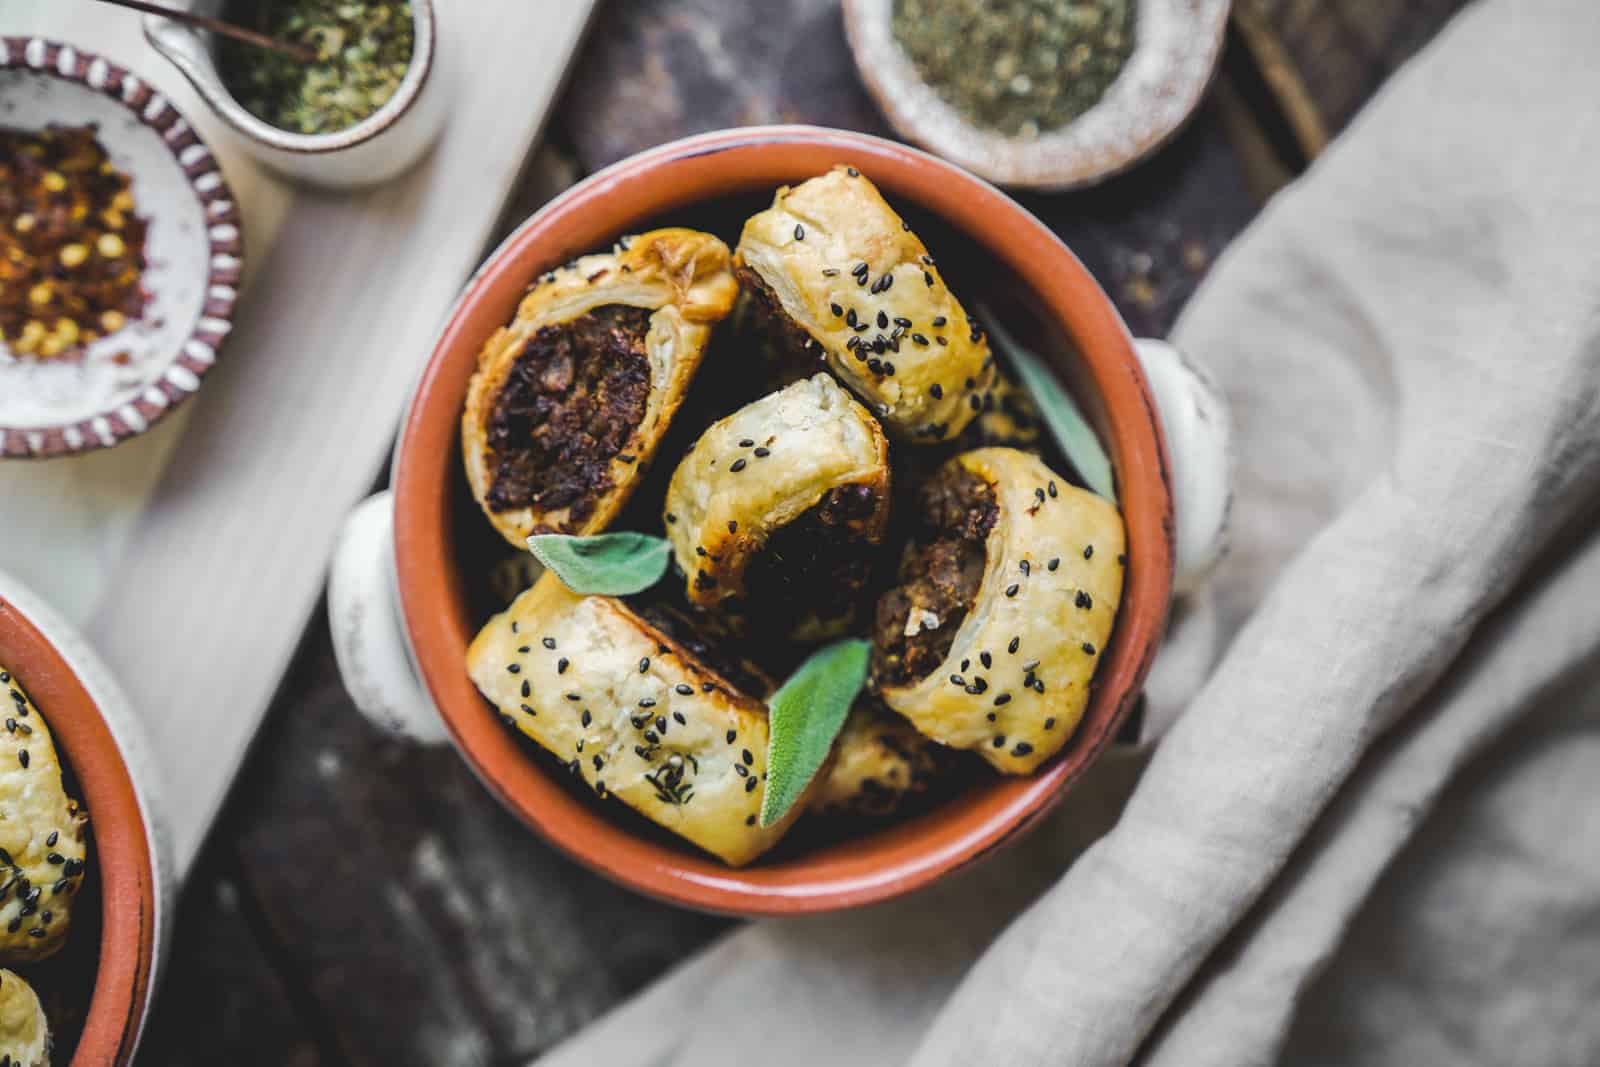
[392,126,1174,915]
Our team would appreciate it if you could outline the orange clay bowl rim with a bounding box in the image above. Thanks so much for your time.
[0,600,157,1065]
[394,126,1174,916]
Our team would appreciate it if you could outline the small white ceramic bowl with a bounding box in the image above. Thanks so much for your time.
[0,36,241,459]
[143,0,447,190]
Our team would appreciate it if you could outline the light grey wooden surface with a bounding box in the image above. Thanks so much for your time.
[0,0,599,873]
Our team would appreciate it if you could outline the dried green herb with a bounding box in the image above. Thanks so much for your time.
[218,0,415,135]
[760,640,870,828]
[891,0,1136,138]
[526,532,672,597]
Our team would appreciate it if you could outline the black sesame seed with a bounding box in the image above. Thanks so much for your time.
[949,674,966,686]
[923,271,934,287]
[746,815,757,826]
[830,303,843,317]
[1035,487,1047,503]
[1082,642,1097,655]
[739,437,755,447]
[1019,559,1031,576]
[639,657,651,673]
[754,447,771,457]
[794,223,806,240]
[987,712,997,722]
[639,697,657,708]
[1044,717,1057,730]
[727,729,737,743]
[734,763,748,777]
[18,750,28,769]
[666,513,677,525]
[846,309,858,327]
[701,682,716,693]
[45,831,57,847]
[936,336,948,346]
[1047,558,1060,571]
[912,333,929,346]
[745,777,758,793]
[566,693,581,701]
[876,310,888,329]
[930,383,944,400]
[994,693,1012,706]
[517,644,530,654]
[932,316,947,327]
[992,735,1006,748]
[46,853,62,865]
[643,731,659,744]
[742,749,754,766]
[1076,591,1093,609]
[676,683,694,695]
[970,394,982,411]
[731,458,747,472]
[1048,481,1059,498]
[1008,636,1021,654]
[980,652,993,669]
[1005,584,1020,598]
[846,335,861,351]
[883,362,896,376]
[1084,544,1095,559]
[507,663,521,675]
[1012,742,1034,757]
[557,658,569,674]
[656,715,668,733]
[674,712,687,725]
[823,267,840,276]
[542,637,557,649]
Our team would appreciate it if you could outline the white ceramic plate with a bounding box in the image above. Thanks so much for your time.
[0,36,241,458]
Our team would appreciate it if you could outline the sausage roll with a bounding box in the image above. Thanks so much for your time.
[871,448,1124,774]
[0,669,88,964]
[809,699,955,819]
[463,228,740,548]
[663,373,891,640]
[468,573,802,867]
[0,970,48,1067]
[735,166,996,442]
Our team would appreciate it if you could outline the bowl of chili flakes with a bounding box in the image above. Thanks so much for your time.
[0,37,241,459]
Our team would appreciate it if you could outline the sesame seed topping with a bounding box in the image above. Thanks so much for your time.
[1047,558,1060,571]
[558,658,569,674]
[542,637,557,649]
[507,664,521,674]
[676,683,694,695]
[1005,584,1020,597]
[794,223,806,240]
[730,458,747,472]
[1008,636,1021,654]
[980,652,992,669]
[639,657,651,673]
[1084,545,1095,559]
[992,735,1006,748]
[1012,742,1034,757]
[1082,642,1097,655]
[754,447,771,457]
[994,693,1012,706]
[1076,591,1093,609]
[930,383,943,399]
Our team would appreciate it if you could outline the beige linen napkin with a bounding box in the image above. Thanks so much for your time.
[538,0,1600,1063]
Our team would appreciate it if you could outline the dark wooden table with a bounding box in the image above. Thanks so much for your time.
[136,1,1470,1062]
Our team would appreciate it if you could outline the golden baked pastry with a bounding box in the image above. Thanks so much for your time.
[735,166,996,442]
[467,573,803,866]
[462,228,740,548]
[809,700,953,818]
[0,969,48,1067]
[0,669,88,964]
[871,448,1124,773]
[663,373,891,640]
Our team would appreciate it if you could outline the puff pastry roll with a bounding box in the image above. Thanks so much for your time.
[735,166,996,442]
[463,228,739,548]
[0,970,48,1067]
[809,699,955,819]
[468,573,802,866]
[663,373,891,640]
[871,448,1124,774]
[0,669,88,964]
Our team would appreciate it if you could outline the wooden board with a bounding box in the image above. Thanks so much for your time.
[117,0,1472,1062]
[0,0,599,875]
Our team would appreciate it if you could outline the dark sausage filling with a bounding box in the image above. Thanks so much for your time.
[735,265,827,386]
[741,481,883,639]
[872,466,997,688]
[484,304,652,527]
[630,599,774,699]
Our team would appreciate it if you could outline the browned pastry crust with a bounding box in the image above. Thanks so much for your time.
[468,573,807,866]
[735,166,996,442]
[663,374,892,639]
[463,228,739,548]
[872,448,1124,773]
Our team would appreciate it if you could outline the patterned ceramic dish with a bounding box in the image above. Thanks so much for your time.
[0,569,169,1065]
[0,37,241,460]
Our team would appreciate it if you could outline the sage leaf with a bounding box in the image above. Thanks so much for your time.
[759,639,871,828]
[982,310,1118,503]
[526,532,672,596]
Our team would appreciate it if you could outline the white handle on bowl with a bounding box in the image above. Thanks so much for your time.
[328,491,450,745]
[1133,338,1233,595]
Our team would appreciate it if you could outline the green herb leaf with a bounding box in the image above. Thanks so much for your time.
[526,532,672,596]
[759,639,871,828]
[982,311,1118,503]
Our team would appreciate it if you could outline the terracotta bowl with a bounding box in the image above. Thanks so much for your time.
[0,573,166,1063]
[391,126,1175,915]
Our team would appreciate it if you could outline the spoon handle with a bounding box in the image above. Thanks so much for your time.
[88,0,320,64]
